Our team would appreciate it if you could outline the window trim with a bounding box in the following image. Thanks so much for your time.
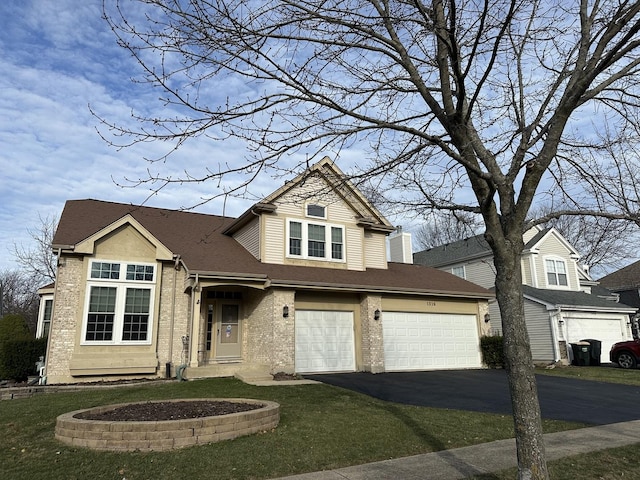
[37,295,53,338]
[81,260,156,345]
[451,265,466,279]
[544,256,570,289]
[286,218,345,262]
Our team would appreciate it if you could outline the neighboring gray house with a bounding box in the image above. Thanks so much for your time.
[414,227,635,364]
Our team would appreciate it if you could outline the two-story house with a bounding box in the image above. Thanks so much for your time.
[414,227,635,364]
[40,157,493,384]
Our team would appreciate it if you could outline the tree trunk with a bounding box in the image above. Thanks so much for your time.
[493,244,549,480]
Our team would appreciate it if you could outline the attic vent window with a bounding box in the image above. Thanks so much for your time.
[306,204,326,218]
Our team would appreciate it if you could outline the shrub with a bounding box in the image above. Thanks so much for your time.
[480,335,505,368]
[0,314,40,381]
[0,337,47,381]
[0,314,31,341]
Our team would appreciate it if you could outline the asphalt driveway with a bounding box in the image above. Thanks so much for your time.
[305,369,640,425]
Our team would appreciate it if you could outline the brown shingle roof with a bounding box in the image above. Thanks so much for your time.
[53,199,492,299]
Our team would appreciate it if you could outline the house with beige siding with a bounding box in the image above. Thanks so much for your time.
[40,157,493,384]
[414,227,635,364]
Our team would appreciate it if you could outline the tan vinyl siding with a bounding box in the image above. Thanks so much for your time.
[346,227,364,271]
[364,231,387,269]
[263,216,285,264]
[272,173,369,269]
[275,174,348,219]
[233,217,260,259]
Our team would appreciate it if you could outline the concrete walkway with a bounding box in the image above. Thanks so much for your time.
[276,420,640,479]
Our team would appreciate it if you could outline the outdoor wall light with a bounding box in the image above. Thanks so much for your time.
[374,309,381,321]
[283,305,289,318]
[484,313,491,323]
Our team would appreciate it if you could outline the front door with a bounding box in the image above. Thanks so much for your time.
[216,302,241,359]
[204,301,242,360]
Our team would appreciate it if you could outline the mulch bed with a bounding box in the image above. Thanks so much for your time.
[74,400,263,422]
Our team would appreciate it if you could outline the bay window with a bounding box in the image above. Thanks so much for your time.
[83,261,155,344]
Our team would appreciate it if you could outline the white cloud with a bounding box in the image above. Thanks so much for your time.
[0,0,270,271]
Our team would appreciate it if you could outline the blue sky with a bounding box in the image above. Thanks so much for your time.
[1,1,634,278]
[0,0,328,272]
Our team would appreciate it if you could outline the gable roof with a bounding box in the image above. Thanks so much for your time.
[53,199,492,299]
[412,227,575,268]
[522,285,635,312]
[598,259,640,290]
[224,157,395,235]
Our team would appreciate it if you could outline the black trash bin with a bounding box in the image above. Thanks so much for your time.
[580,339,602,366]
[570,341,591,366]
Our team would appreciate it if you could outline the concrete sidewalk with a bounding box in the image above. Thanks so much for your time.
[276,420,640,479]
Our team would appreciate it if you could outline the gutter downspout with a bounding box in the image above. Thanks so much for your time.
[550,307,563,363]
[178,270,197,381]
[166,254,180,378]
[189,274,199,366]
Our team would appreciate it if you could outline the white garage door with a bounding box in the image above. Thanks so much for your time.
[383,312,482,371]
[566,317,629,364]
[295,310,356,373]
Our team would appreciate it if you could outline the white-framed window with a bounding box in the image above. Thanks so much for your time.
[545,258,568,287]
[451,266,466,279]
[306,203,326,219]
[287,219,344,261]
[37,296,53,338]
[82,260,156,345]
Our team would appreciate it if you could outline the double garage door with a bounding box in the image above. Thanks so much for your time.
[295,310,482,373]
[383,312,482,371]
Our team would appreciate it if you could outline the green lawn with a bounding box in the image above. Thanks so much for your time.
[2,366,638,480]
[1,377,578,480]
[536,363,640,386]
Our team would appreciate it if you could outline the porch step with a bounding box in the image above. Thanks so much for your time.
[234,368,274,383]
[184,363,273,382]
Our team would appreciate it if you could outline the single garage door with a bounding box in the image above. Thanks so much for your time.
[383,312,482,370]
[566,317,629,364]
[295,310,356,373]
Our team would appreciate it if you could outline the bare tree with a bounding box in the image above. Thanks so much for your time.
[414,211,483,250]
[12,214,57,287]
[0,270,39,333]
[99,2,640,478]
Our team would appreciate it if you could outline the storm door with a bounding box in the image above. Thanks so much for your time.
[215,302,241,358]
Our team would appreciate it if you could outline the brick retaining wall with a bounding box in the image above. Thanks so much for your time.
[55,398,279,451]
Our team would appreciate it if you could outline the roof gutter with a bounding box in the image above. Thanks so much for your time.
[553,304,637,314]
[268,279,494,299]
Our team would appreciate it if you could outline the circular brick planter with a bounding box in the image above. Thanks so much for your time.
[55,398,279,451]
